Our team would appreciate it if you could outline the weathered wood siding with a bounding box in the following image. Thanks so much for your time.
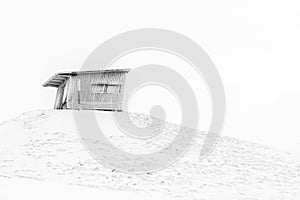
[63,71,128,111]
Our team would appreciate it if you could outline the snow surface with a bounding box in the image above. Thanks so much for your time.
[0,110,299,200]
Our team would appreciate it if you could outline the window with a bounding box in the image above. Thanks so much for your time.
[107,85,119,93]
[91,83,121,93]
[91,84,105,93]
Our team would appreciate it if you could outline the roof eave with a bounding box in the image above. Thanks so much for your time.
[43,68,131,87]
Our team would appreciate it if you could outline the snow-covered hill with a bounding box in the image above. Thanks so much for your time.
[0,110,299,200]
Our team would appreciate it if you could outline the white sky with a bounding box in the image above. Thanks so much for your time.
[0,0,299,154]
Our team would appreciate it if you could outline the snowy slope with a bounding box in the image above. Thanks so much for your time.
[0,110,299,200]
[0,177,169,200]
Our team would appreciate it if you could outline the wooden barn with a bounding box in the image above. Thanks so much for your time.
[43,69,130,111]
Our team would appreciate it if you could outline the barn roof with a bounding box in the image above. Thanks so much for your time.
[43,68,130,87]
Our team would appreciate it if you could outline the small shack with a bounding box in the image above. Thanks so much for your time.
[43,69,130,111]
